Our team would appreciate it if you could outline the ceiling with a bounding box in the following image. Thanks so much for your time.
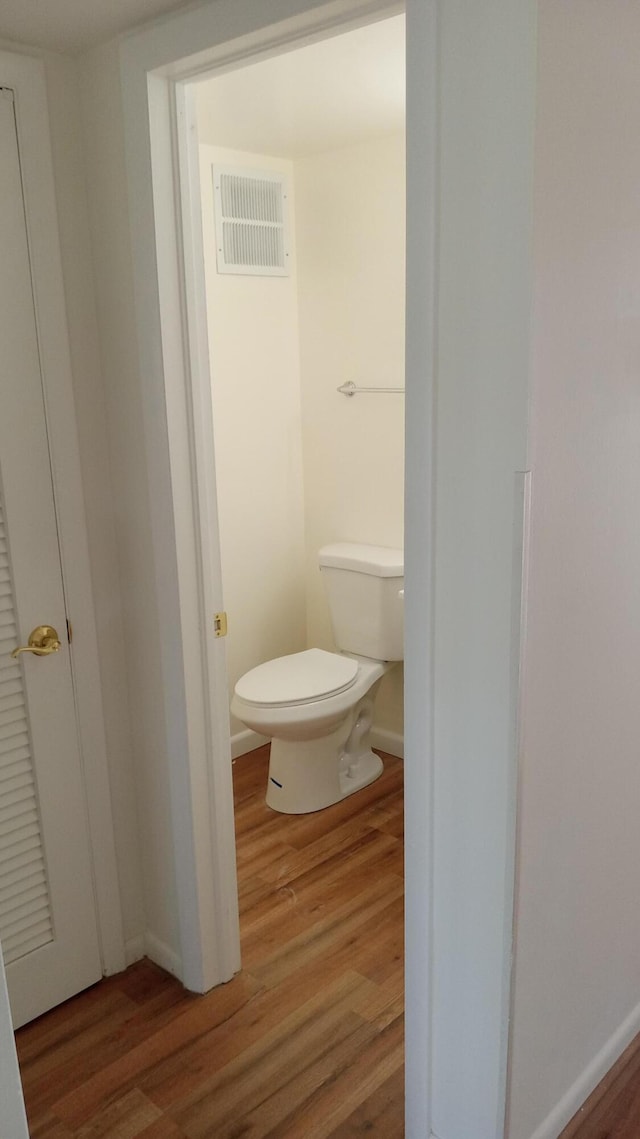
[196,15,405,160]
[0,0,193,54]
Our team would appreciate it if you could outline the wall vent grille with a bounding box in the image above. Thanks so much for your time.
[213,166,290,276]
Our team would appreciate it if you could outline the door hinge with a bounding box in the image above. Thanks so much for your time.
[66,619,73,644]
[213,611,228,638]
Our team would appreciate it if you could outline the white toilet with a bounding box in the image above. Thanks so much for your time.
[231,543,404,814]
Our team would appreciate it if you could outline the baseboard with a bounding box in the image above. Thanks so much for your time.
[232,726,403,760]
[529,997,640,1139]
[231,728,269,760]
[142,932,182,980]
[124,935,145,967]
[371,727,404,759]
[124,931,182,981]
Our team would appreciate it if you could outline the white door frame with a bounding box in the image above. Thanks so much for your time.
[0,50,125,978]
[119,0,433,1127]
[119,1,534,1136]
[120,0,418,988]
[0,952,28,1137]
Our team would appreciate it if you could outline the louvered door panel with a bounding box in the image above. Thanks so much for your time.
[0,497,53,966]
[0,88,101,1028]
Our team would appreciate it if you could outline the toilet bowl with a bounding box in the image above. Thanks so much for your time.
[231,648,392,813]
[231,543,403,814]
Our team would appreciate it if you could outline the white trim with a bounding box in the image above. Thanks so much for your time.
[119,4,433,1138]
[232,727,404,761]
[121,0,404,79]
[125,935,146,967]
[404,1,436,1134]
[0,50,125,976]
[527,999,640,1139]
[144,932,182,980]
[117,3,436,1135]
[124,932,182,979]
[231,727,403,761]
[0,956,28,1138]
[231,729,270,760]
[504,471,534,1137]
[124,924,194,979]
[176,80,243,985]
[120,0,407,998]
[147,72,241,993]
[371,727,404,759]
[121,924,187,979]
[112,0,538,1135]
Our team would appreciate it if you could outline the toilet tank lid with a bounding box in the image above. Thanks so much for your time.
[319,543,403,577]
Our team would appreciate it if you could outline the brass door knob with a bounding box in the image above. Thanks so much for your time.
[11,625,62,658]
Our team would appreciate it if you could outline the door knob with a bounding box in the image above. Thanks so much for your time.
[11,625,62,658]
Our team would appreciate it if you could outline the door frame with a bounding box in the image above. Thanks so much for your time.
[0,49,125,978]
[0,954,28,1137]
[119,0,433,1127]
[120,0,415,991]
[117,0,537,1134]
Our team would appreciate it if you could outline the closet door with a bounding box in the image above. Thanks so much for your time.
[0,87,101,1028]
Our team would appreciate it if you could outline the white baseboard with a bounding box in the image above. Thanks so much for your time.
[124,932,182,981]
[143,932,182,980]
[232,726,403,760]
[529,997,640,1139]
[371,727,404,759]
[124,935,145,967]
[231,728,269,760]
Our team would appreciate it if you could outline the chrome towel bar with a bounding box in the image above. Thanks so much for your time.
[337,381,405,397]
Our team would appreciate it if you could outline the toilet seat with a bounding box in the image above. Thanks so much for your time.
[234,648,358,707]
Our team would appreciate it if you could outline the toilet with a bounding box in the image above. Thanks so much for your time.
[231,543,404,814]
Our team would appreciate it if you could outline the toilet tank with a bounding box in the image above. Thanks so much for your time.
[318,543,404,661]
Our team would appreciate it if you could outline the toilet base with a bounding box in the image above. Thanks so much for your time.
[338,748,384,800]
[265,736,383,814]
[265,689,383,814]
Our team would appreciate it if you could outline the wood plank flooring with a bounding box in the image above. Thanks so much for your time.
[558,1030,640,1139]
[14,746,404,1138]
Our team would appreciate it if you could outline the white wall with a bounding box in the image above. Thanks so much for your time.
[0,39,145,951]
[508,4,640,1137]
[198,130,405,746]
[43,50,146,954]
[199,144,307,738]
[295,132,405,737]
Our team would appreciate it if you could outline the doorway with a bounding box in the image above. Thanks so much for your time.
[119,0,536,1133]
[192,20,406,1117]
[194,17,405,773]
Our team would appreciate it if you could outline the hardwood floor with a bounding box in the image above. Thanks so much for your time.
[15,746,404,1138]
[558,1031,640,1139]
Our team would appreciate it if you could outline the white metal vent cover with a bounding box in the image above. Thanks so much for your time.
[212,165,291,276]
